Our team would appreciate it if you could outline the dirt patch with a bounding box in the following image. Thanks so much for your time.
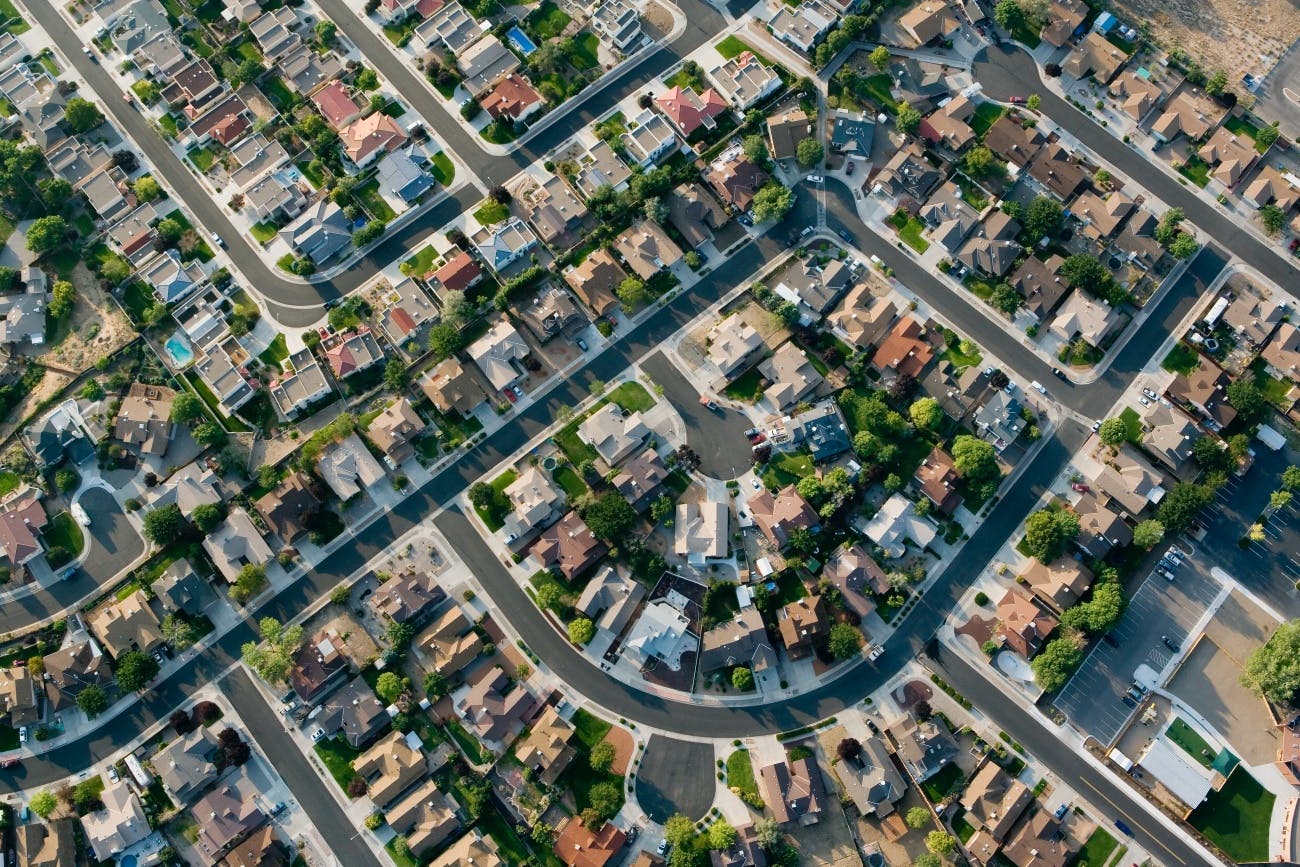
[1111,0,1299,87]
[642,0,674,40]
[606,723,635,775]
[35,262,136,373]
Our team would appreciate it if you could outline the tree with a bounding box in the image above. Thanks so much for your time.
[315,19,337,43]
[952,434,998,481]
[241,618,303,683]
[1284,466,1300,491]
[99,255,131,284]
[170,392,206,424]
[375,671,404,703]
[994,0,1023,30]
[77,684,109,718]
[424,670,448,699]
[1155,208,1185,244]
[1026,94,1041,111]
[1227,375,1268,422]
[837,737,862,761]
[1205,70,1228,96]
[1133,519,1165,549]
[754,818,780,848]
[665,815,696,849]
[26,216,67,255]
[649,495,674,525]
[38,177,72,212]
[617,276,648,310]
[1261,204,1287,236]
[827,623,862,660]
[585,781,621,823]
[568,617,595,645]
[468,482,496,510]
[387,619,415,651]
[1273,490,1294,511]
[989,283,1022,316]
[583,492,636,541]
[796,138,824,168]
[644,196,669,223]
[1168,232,1199,259]
[905,806,931,829]
[191,502,226,534]
[54,468,79,493]
[1060,253,1110,296]
[896,102,921,135]
[64,97,105,133]
[1031,637,1083,692]
[230,57,263,87]
[383,358,408,391]
[589,740,615,772]
[963,145,997,178]
[1256,124,1280,149]
[1023,196,1064,242]
[115,650,159,691]
[353,220,385,246]
[1097,417,1128,446]
[742,134,768,164]
[751,183,794,222]
[1021,508,1080,563]
[927,831,957,857]
[869,45,891,70]
[1244,619,1300,702]
[707,820,737,851]
[231,563,268,604]
[732,666,754,690]
[913,856,942,867]
[29,791,57,819]
[170,709,193,734]
[909,397,943,430]
[1061,582,1125,633]
[1094,168,1111,187]
[1158,482,1213,532]
[143,503,184,546]
[161,614,197,649]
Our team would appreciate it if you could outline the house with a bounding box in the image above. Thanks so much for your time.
[369,571,445,624]
[316,678,388,747]
[520,174,588,248]
[829,109,876,159]
[899,1,957,44]
[1113,210,1165,270]
[317,434,387,502]
[824,545,889,619]
[471,217,538,272]
[614,220,684,280]
[379,278,440,352]
[81,168,130,222]
[833,737,904,818]
[710,824,768,867]
[430,829,503,867]
[922,362,988,422]
[248,7,300,59]
[353,730,426,808]
[1040,0,1086,45]
[668,184,727,249]
[579,403,649,465]
[759,756,825,825]
[613,448,668,512]
[572,140,633,197]
[1062,31,1127,83]
[416,2,482,54]
[515,706,576,784]
[194,343,256,415]
[707,316,766,380]
[280,44,343,95]
[984,116,1043,169]
[862,493,936,558]
[1141,402,1198,473]
[919,96,975,151]
[421,357,486,416]
[244,170,307,222]
[501,464,566,539]
[829,283,897,350]
[1073,492,1132,559]
[455,665,538,744]
[0,495,47,568]
[311,81,364,129]
[994,588,1059,663]
[0,268,49,346]
[914,447,961,514]
[187,95,251,147]
[457,35,521,97]
[920,181,979,252]
[431,250,483,293]
[1095,445,1166,516]
[415,606,483,678]
[889,57,950,112]
[1242,164,1300,210]
[698,608,774,675]
[1223,291,1285,349]
[957,210,1022,277]
[1262,322,1300,384]
[768,0,835,53]
[0,664,37,727]
[218,828,287,867]
[46,138,111,189]
[482,74,544,123]
[203,509,274,586]
[89,589,163,658]
[520,285,584,342]
[591,0,642,51]
[1000,812,1072,867]
[675,499,728,564]
[530,511,607,580]
[15,821,76,867]
[708,51,781,110]
[192,770,266,864]
[871,316,935,379]
[749,485,818,549]
[1109,70,1164,120]
[467,319,529,391]
[340,113,408,167]
[1050,290,1119,346]
[375,147,435,204]
[280,200,352,263]
[42,640,111,710]
[143,249,204,304]
[1167,355,1237,428]
[367,397,424,465]
[873,145,942,202]
[891,716,959,781]
[152,558,205,615]
[772,257,851,317]
[324,328,384,380]
[620,109,678,169]
[1022,556,1092,612]
[1010,254,1069,322]
[960,761,1032,840]
[974,390,1024,450]
[1074,190,1135,240]
[155,726,220,803]
[256,472,321,543]
[786,400,852,462]
[759,341,824,411]
[778,595,828,659]
[385,780,459,858]
[767,109,811,161]
[621,598,694,670]
[553,817,626,867]
[577,566,646,635]
[656,86,729,138]
[1198,127,1258,187]
[1150,92,1218,144]
[565,249,626,318]
[82,782,149,861]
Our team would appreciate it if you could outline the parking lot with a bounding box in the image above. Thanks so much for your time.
[1056,552,1223,746]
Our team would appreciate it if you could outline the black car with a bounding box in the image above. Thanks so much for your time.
[1161,635,1180,652]
[1102,633,1119,647]
[837,229,854,243]
[1052,367,1068,381]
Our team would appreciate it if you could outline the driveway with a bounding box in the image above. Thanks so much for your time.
[634,735,716,823]
[79,487,144,583]
[640,352,753,479]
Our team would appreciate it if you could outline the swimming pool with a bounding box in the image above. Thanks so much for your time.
[506,25,538,56]
[164,332,194,367]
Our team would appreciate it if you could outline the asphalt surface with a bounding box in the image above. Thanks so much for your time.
[633,735,716,823]
[639,352,753,478]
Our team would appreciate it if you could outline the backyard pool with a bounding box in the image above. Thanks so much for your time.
[506,25,538,55]
[164,332,194,367]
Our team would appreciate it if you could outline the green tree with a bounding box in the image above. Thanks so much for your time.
[54,468,79,493]
[827,623,862,659]
[467,482,496,510]
[905,806,930,829]
[1094,168,1111,187]
[231,563,268,604]
[707,820,737,851]
[1133,518,1165,549]
[1284,466,1300,491]
[355,68,380,90]
[582,492,637,541]
[585,781,621,823]
[926,831,957,857]
[1158,481,1213,532]
[952,434,998,481]
[963,145,998,178]
[193,421,227,448]
[99,255,131,284]
[1059,253,1110,296]
[1021,508,1080,563]
[191,502,226,534]
[161,613,197,649]
[1205,70,1228,96]
[1026,94,1041,111]
[424,670,448,698]
[896,102,921,134]
[38,177,72,212]
[1255,124,1280,149]
[1227,375,1268,422]
[170,392,207,424]
[64,97,105,133]
[1273,490,1294,511]
[353,220,386,246]
[383,358,408,391]
[989,283,1022,316]
[751,183,794,222]
[754,818,780,848]
[909,397,943,430]
[869,45,891,70]
[77,684,109,717]
[589,740,615,772]
[731,666,754,690]
[29,791,57,819]
[742,134,767,164]
[375,671,404,703]
[649,495,674,525]
[1023,195,1063,242]
[796,138,824,168]
[1061,582,1125,633]
[1244,619,1300,702]
[1030,637,1083,692]
[665,815,697,849]
[568,617,595,644]
[47,280,74,320]
[115,650,159,691]
[315,19,337,43]
[913,856,942,867]
[994,0,1023,30]
[1261,204,1287,236]
[142,503,184,546]
[617,277,648,310]
[25,216,67,255]
[1097,417,1128,446]
[241,618,304,683]
[1168,232,1199,259]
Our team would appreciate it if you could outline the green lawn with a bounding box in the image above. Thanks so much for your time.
[158,114,179,139]
[858,74,898,113]
[382,15,420,45]
[1166,718,1215,768]
[446,719,491,764]
[553,464,586,499]
[1118,407,1143,444]
[261,75,298,112]
[187,146,216,173]
[608,381,655,413]
[473,200,510,226]
[165,210,214,261]
[761,452,815,490]
[477,806,533,866]
[921,762,964,803]
[1188,768,1274,862]
[475,469,518,531]
[1253,367,1293,408]
[887,209,930,253]
[570,708,612,748]
[941,341,983,371]
[558,709,624,820]
[403,245,439,278]
[355,180,396,222]
[1161,342,1200,375]
[664,65,705,90]
[0,0,29,34]
[0,471,19,496]
[554,421,599,466]
[971,102,1006,138]
[768,570,807,607]
[250,221,278,244]
[430,152,454,185]
[384,836,419,867]
[43,512,85,567]
[258,333,289,369]
[313,737,362,794]
[131,79,160,103]
[726,749,760,798]
[568,31,600,70]
[714,35,776,67]
[1223,115,1272,153]
[482,122,521,144]
[724,367,765,403]
[526,1,571,39]
[121,281,155,326]
[1178,155,1211,188]
[1006,15,1040,47]
[297,160,326,189]
[1077,828,1118,867]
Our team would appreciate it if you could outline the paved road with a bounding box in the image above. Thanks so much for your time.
[973,44,1299,290]
[633,735,716,823]
[639,352,753,478]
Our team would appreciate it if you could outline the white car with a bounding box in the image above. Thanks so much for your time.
[1030,381,1046,394]
[805,174,824,184]
[751,478,762,490]
[107,767,120,783]
[310,728,325,741]
[18,727,27,745]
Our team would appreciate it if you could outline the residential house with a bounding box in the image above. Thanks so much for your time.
[471,217,538,272]
[375,147,435,204]
[656,86,728,138]
[1167,355,1237,429]
[767,109,811,161]
[1050,290,1119,346]
[248,7,300,60]
[710,825,768,867]
[829,109,876,159]
[1062,31,1127,83]
[103,0,170,53]
[824,545,889,619]
[502,464,566,541]
[152,558,205,614]
[891,716,959,781]
[279,200,352,263]
[520,174,588,249]
[43,639,111,710]
[1108,70,1163,121]
[457,35,521,97]
[0,267,49,347]
[777,595,828,660]
[698,608,774,675]
[378,278,440,351]
[1074,190,1135,240]
[530,511,608,580]
[759,756,825,825]
[311,81,364,129]
[1141,402,1198,473]
[614,220,684,280]
[914,447,961,514]
[861,493,936,558]
[203,509,274,585]
[759,341,824,411]
[82,782,149,862]
[620,109,678,169]
[749,485,818,549]
[832,737,904,818]
[367,397,425,465]
[1222,291,1285,349]
[0,664,37,727]
[384,780,459,858]
[707,51,781,110]
[1262,322,1300,384]
[155,727,220,803]
[324,329,384,381]
[290,629,349,704]
[899,1,957,44]
[786,400,852,462]
[996,589,1058,659]
[515,706,576,785]
[415,606,483,678]
[1114,209,1165,269]
[520,285,584,343]
[482,74,544,123]
[576,566,646,635]
[0,494,47,569]
[873,145,942,202]
[218,828,287,867]
[1198,127,1258,188]
[1149,91,1218,144]
[193,343,256,415]
[919,96,976,151]
[612,448,668,512]
[960,761,1032,841]
[467,319,530,391]
[1001,812,1072,867]
[244,170,307,222]
[572,140,633,197]
[1040,0,1086,45]
[431,829,503,867]
[421,357,486,416]
[957,210,1022,277]
[974,390,1024,450]
[143,249,204,304]
[591,0,641,51]
[15,821,76,867]
[772,257,851,317]
[430,250,483,293]
[1073,492,1132,558]
[416,2,482,54]
[81,168,130,222]
[668,184,727,249]
[455,665,538,744]
[675,499,728,565]
[186,95,252,148]
[564,248,626,318]
[369,571,445,624]
[192,770,266,865]
[353,730,426,808]
[707,316,766,381]
[1095,445,1166,516]
[829,283,897,350]
[280,43,343,94]
[984,116,1043,169]
[316,679,388,747]
[1022,556,1092,612]
[871,316,935,378]
[256,472,321,543]
[579,403,649,465]
[920,181,979,253]
[1010,254,1069,322]
[1242,164,1300,211]
[340,113,408,168]
[621,599,694,671]
[89,590,163,658]
[553,818,626,867]
[768,0,835,54]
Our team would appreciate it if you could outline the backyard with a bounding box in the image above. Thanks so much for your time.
[313,736,361,794]
[1187,768,1273,862]
[1165,718,1215,768]
[1161,342,1200,375]
[887,209,929,253]
[1077,827,1118,867]
[475,469,518,532]
[723,368,765,403]
[355,180,396,222]
[1117,406,1143,444]
[525,1,571,39]
[1177,155,1211,188]
[559,709,625,821]
[761,452,815,490]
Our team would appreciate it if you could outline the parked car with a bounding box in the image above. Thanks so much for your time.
[1052,367,1068,381]
[845,161,855,175]
[1092,420,1102,432]
[576,337,589,352]
[838,229,854,243]
[1009,95,1026,104]
[0,758,19,769]
[806,174,824,184]
[211,232,226,249]
[17,728,26,745]
[83,46,97,62]
[1142,387,1157,400]
[750,477,762,490]
[503,388,517,404]
[657,841,670,856]
[1161,635,1180,651]
[1071,482,1090,492]
[1115,820,1134,837]
[107,767,120,783]
[511,384,524,401]
[1030,380,1046,394]
[1159,568,1175,581]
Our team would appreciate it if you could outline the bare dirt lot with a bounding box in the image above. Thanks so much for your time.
[1112,0,1299,89]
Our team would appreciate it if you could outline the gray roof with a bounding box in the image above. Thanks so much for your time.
[279,199,351,263]
[155,727,219,803]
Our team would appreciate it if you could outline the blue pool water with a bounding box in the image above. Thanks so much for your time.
[506,25,537,55]
[164,333,194,367]
[120,855,137,867]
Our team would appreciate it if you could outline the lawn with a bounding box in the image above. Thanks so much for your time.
[187,146,216,173]
[526,1,571,39]
[473,200,510,226]
[921,762,964,802]
[761,452,815,490]
[355,180,396,222]
[1177,155,1211,188]
[971,102,1006,138]
[1188,768,1274,862]
[157,114,179,139]
[445,719,491,763]
[475,469,518,532]
[726,749,760,798]
[559,709,624,819]
[1223,115,1271,153]
[297,160,326,189]
[1118,406,1143,444]
[385,836,419,867]
[1253,366,1293,408]
[165,210,215,261]
[858,74,898,113]
[567,32,600,70]
[43,512,85,567]
[664,65,705,90]
[477,806,533,866]
[608,381,655,413]
[553,464,586,499]
[723,368,766,403]
[1006,15,1040,47]
[121,281,156,326]
[1161,342,1200,375]
[887,209,929,253]
[0,471,19,496]
[258,333,289,369]
[250,221,278,244]
[715,35,775,66]
[767,570,807,607]
[482,123,520,145]
[382,15,420,45]
[1077,828,1118,867]
[261,75,298,112]
[430,152,455,185]
[554,421,599,466]
[1166,717,1215,768]
[313,737,362,794]
[941,341,983,371]
[0,0,29,34]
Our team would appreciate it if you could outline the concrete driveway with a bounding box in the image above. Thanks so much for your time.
[634,735,716,823]
[79,487,144,582]
[640,352,754,480]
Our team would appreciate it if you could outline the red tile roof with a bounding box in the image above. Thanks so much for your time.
[432,250,482,292]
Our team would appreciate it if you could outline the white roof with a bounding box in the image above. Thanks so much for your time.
[1138,736,1214,807]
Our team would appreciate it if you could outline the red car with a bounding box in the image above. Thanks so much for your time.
[1,758,19,769]
[1071,483,1090,492]
[503,388,517,404]
[1009,95,1026,104]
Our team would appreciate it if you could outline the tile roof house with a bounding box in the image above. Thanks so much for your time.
[710,824,768,867]
[913,446,962,514]
[766,108,811,161]
[82,782,149,861]
[431,828,503,867]
[899,1,957,44]
[0,664,38,727]
[1040,0,1086,45]
[520,174,588,249]
[420,357,486,416]
[614,220,684,280]
[1223,292,1285,349]
[707,51,781,110]
[1141,402,1198,473]
[378,277,439,351]
[656,86,729,137]
[749,485,818,549]
[612,448,669,512]
[1022,556,1092,612]
[515,706,576,785]
[324,328,384,380]
[1149,91,1218,143]
[218,827,287,867]
[467,318,530,391]
[829,283,897,350]
[1010,254,1069,322]
[457,35,521,97]
[832,737,904,818]
[431,250,483,293]
[455,665,539,744]
[1062,30,1127,83]
[772,258,851,318]
[1074,190,1135,240]
[891,716,959,781]
[873,145,941,202]
[759,755,826,825]
[340,113,408,168]
[1262,322,1300,384]
[777,595,829,660]
[824,544,889,619]
[1095,445,1166,516]
[155,726,220,803]
[289,629,348,704]
[530,511,608,580]
[996,589,1058,659]
[960,761,1032,841]
[919,96,976,151]
[579,403,650,465]
[367,397,425,465]
[89,589,163,658]
[192,770,267,865]
[668,183,728,249]
[243,169,307,222]
[1050,290,1120,346]
[353,730,427,808]
[482,74,544,123]
[415,606,483,678]
[565,248,626,318]
[1166,355,1237,429]
[204,508,274,586]
[871,316,935,378]
[759,341,824,411]
[42,639,111,710]
[705,148,770,212]
[384,779,459,858]
[1108,70,1164,120]
[1073,492,1132,559]
[317,433,387,501]
[1001,812,1072,867]
[0,494,47,568]
[698,607,774,675]
[502,464,566,540]
[316,678,388,747]
[920,181,979,253]
[577,566,647,635]
[369,571,445,624]
[572,140,633,197]
[620,109,679,169]
[957,210,1023,277]
[471,216,538,272]
[984,116,1043,168]
[15,820,76,867]
[861,493,936,558]
[256,472,321,543]
[1242,164,1300,210]
[1198,127,1259,187]
[553,817,627,867]
[519,284,584,343]
[675,499,729,564]
[311,80,364,129]
[707,317,766,381]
